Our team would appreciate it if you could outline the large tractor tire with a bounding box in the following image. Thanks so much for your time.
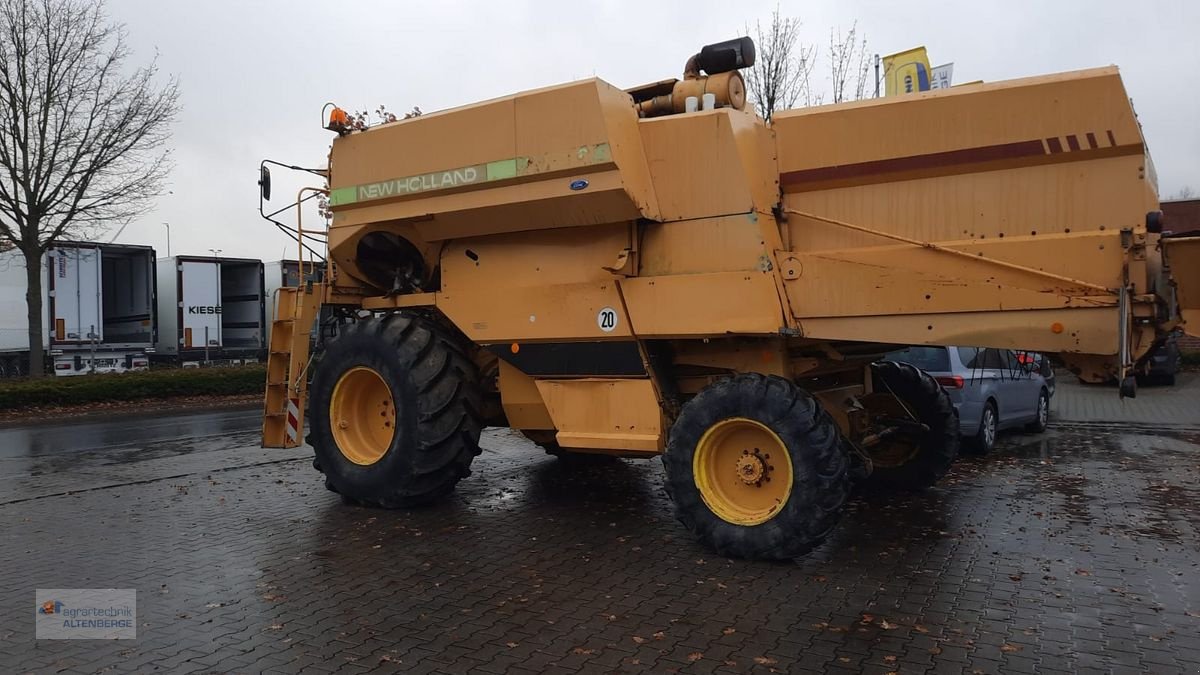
[663,373,850,560]
[862,361,959,490]
[307,313,483,507]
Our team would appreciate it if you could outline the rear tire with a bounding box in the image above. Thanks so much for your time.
[863,361,960,489]
[971,400,998,454]
[307,313,483,507]
[663,373,849,560]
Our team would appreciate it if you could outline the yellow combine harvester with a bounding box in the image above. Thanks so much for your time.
[260,38,1196,559]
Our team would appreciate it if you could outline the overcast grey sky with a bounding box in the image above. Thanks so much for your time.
[109,0,1199,261]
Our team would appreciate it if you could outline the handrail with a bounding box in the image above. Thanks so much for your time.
[295,186,329,279]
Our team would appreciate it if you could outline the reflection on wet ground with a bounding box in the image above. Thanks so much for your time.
[1,417,1198,673]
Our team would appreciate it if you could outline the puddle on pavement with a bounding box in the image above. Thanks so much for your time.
[973,426,1200,543]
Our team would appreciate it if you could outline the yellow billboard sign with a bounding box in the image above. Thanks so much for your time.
[883,47,932,96]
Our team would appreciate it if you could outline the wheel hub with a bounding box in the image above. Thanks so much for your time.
[736,449,771,485]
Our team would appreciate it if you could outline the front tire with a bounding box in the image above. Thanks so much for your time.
[308,313,483,507]
[663,374,849,560]
[863,361,960,489]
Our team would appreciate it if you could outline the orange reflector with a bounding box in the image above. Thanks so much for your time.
[510,343,520,354]
[184,327,193,348]
[55,318,65,341]
[1050,322,1064,334]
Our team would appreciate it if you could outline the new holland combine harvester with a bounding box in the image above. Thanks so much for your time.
[260,38,1197,559]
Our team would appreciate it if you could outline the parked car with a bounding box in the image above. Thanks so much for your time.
[1016,351,1056,398]
[882,346,1051,453]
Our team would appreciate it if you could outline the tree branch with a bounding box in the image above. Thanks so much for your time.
[0,0,179,254]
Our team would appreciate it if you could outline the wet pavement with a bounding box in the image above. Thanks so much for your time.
[2,396,1199,673]
[1051,371,1200,427]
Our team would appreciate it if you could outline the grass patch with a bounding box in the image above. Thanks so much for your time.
[0,365,266,410]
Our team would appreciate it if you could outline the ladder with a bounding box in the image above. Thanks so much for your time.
[262,283,323,448]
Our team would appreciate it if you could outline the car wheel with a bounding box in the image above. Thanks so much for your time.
[971,401,998,454]
[1025,388,1049,433]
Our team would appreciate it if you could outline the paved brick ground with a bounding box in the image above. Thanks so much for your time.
[2,420,1199,674]
[1051,371,1200,426]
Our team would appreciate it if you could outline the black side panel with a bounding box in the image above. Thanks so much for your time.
[488,341,645,377]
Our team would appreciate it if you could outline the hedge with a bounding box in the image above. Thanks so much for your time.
[0,365,266,410]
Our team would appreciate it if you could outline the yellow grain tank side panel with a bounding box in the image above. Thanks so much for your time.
[801,308,1125,356]
[785,232,1123,320]
[784,154,1149,267]
[774,67,1154,279]
[534,378,663,453]
[770,66,1163,360]
[437,223,636,343]
[772,67,1143,177]
[326,78,659,240]
[638,109,777,221]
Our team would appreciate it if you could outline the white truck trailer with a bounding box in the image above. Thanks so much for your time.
[155,256,266,364]
[0,242,156,377]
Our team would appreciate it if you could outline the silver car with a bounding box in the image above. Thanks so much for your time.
[883,346,1051,453]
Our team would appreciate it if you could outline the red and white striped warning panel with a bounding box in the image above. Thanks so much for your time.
[286,398,301,444]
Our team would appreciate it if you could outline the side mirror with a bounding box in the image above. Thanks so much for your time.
[259,165,272,202]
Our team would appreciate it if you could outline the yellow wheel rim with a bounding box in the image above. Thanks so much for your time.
[693,417,794,526]
[330,366,395,465]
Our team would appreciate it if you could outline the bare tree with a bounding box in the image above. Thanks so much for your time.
[743,5,817,122]
[745,8,873,119]
[1169,186,1196,200]
[828,22,872,104]
[0,0,178,376]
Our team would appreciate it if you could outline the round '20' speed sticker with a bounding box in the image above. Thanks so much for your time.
[597,307,617,332]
